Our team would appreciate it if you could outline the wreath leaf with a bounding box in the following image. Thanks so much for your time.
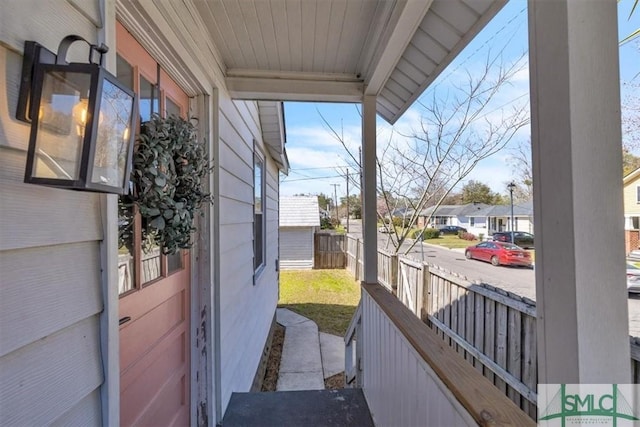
[133,114,213,254]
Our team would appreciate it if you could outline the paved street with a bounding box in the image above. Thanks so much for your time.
[347,220,640,337]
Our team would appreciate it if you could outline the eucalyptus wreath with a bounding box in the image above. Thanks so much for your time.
[132,114,213,255]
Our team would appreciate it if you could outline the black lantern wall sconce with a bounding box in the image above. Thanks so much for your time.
[16,35,137,194]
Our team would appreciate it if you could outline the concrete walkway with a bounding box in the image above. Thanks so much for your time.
[275,308,345,391]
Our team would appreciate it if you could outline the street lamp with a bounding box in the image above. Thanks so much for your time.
[507,182,516,244]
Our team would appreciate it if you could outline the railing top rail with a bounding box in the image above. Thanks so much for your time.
[344,301,362,344]
[397,256,423,269]
[378,248,394,258]
[362,282,536,427]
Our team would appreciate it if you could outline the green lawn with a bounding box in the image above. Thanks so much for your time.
[426,234,479,249]
[279,269,360,336]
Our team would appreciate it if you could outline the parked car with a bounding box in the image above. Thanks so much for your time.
[492,231,535,249]
[438,225,467,235]
[465,241,532,268]
[378,225,391,233]
[628,263,640,293]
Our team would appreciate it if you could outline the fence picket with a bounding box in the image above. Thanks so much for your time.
[440,275,446,339]
[522,315,538,417]
[451,284,459,353]
[484,299,496,384]
[495,304,508,393]
[465,291,475,364]
[508,309,522,406]
[474,294,485,375]
[457,288,467,359]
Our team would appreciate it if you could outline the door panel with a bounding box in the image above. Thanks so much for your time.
[117,21,191,427]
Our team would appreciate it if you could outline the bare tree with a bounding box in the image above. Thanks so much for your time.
[321,52,530,254]
[509,75,640,188]
[506,139,533,202]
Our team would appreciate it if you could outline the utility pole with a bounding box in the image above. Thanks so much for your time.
[331,183,340,223]
[346,170,350,233]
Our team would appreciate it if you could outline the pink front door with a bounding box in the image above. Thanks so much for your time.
[116,22,191,426]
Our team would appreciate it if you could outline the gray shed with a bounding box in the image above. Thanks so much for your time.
[279,197,321,269]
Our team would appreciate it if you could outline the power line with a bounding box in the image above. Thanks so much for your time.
[282,174,345,182]
[288,165,350,171]
[430,7,527,91]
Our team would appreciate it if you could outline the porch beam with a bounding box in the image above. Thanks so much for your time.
[226,76,364,103]
[364,0,434,96]
[362,93,378,284]
[528,0,629,383]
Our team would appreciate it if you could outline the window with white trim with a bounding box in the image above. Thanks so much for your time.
[254,150,265,274]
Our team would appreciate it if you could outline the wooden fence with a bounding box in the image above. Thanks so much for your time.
[344,234,640,420]
[314,232,346,269]
[346,235,364,279]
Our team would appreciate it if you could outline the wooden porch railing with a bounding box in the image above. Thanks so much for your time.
[348,282,535,426]
[344,234,640,421]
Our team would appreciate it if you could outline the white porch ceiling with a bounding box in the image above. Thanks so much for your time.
[193,0,505,124]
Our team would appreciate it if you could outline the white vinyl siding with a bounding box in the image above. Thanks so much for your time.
[0,1,107,424]
[280,227,314,269]
[218,95,280,413]
[623,175,640,215]
[361,289,477,427]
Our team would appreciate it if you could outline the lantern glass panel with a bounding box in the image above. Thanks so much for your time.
[90,79,135,188]
[32,70,91,180]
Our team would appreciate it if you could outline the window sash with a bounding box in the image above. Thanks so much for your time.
[254,151,265,273]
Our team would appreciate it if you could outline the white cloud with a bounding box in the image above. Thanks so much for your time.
[462,156,514,193]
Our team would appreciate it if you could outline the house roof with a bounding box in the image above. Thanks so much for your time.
[280,197,321,227]
[419,201,533,218]
[189,0,506,124]
[624,167,640,185]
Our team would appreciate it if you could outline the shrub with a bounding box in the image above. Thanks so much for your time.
[459,232,477,241]
[478,233,485,241]
[411,228,440,240]
[320,217,334,229]
[391,216,406,228]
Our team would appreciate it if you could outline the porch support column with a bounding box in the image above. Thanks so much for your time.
[362,93,378,284]
[528,0,629,383]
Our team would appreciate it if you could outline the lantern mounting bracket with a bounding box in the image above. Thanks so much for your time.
[16,35,107,124]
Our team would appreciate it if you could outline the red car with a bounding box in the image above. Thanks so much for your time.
[465,241,532,267]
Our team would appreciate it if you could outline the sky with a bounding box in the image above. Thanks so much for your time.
[280,1,640,201]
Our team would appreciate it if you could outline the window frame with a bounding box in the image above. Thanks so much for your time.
[115,52,188,297]
[636,185,640,204]
[253,144,266,279]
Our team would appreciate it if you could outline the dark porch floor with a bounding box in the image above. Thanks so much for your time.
[221,388,374,427]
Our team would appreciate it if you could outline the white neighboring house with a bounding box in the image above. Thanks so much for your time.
[279,197,321,270]
[417,202,534,237]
